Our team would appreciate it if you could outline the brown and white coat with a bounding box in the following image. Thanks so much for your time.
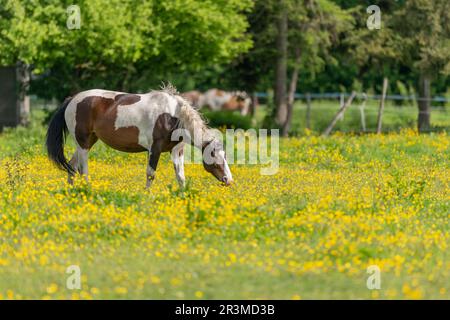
[46,88,233,188]
[200,89,251,115]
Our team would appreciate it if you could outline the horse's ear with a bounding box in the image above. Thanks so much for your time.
[179,95,200,111]
[240,91,249,98]
[235,91,248,101]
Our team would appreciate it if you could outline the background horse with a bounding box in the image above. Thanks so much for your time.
[46,86,233,188]
[181,90,203,108]
[201,89,251,115]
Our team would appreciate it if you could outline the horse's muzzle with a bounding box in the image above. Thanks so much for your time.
[222,176,232,186]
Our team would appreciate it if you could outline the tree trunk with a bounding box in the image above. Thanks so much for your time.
[417,74,431,132]
[359,93,367,132]
[16,61,31,126]
[274,6,288,127]
[282,47,301,137]
[250,92,258,118]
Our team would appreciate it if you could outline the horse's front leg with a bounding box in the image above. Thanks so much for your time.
[171,143,185,189]
[146,147,161,189]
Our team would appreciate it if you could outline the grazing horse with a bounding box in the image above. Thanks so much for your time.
[181,90,203,108]
[46,86,233,188]
[201,89,251,116]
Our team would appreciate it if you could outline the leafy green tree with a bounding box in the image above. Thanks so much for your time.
[348,0,450,132]
[0,0,66,124]
[219,0,448,104]
[268,0,353,135]
[0,0,252,108]
[391,0,450,131]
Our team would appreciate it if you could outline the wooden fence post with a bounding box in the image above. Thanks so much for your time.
[322,91,356,136]
[359,93,367,132]
[338,93,345,121]
[376,77,388,134]
[306,93,311,130]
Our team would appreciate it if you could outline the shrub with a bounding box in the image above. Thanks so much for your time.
[202,110,253,130]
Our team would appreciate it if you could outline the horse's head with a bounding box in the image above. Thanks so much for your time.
[234,91,251,115]
[202,139,233,186]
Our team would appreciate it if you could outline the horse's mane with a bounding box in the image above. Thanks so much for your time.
[160,82,214,146]
[160,82,179,96]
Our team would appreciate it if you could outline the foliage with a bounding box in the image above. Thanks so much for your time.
[196,1,450,97]
[390,0,450,77]
[0,0,252,100]
[286,0,353,77]
[203,110,253,130]
[345,0,450,94]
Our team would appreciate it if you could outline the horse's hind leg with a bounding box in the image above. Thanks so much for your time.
[68,134,98,184]
[67,147,89,184]
[67,152,78,185]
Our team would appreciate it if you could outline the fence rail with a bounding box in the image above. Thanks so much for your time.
[255,92,450,103]
[253,91,449,134]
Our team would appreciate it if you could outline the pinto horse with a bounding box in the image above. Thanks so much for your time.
[46,86,233,188]
[201,89,251,115]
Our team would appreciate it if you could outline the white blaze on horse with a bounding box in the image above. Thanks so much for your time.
[189,89,251,116]
[46,86,233,188]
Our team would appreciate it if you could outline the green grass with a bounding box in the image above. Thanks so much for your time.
[0,110,448,300]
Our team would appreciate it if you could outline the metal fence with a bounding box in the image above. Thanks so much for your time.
[27,92,450,134]
[255,92,450,103]
[254,92,449,133]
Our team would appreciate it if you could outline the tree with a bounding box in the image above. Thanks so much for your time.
[391,0,450,132]
[183,0,278,93]
[274,3,288,127]
[348,0,450,132]
[270,0,353,135]
[0,0,252,107]
[195,0,353,133]
[0,0,65,124]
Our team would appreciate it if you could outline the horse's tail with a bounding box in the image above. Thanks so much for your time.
[46,97,75,175]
